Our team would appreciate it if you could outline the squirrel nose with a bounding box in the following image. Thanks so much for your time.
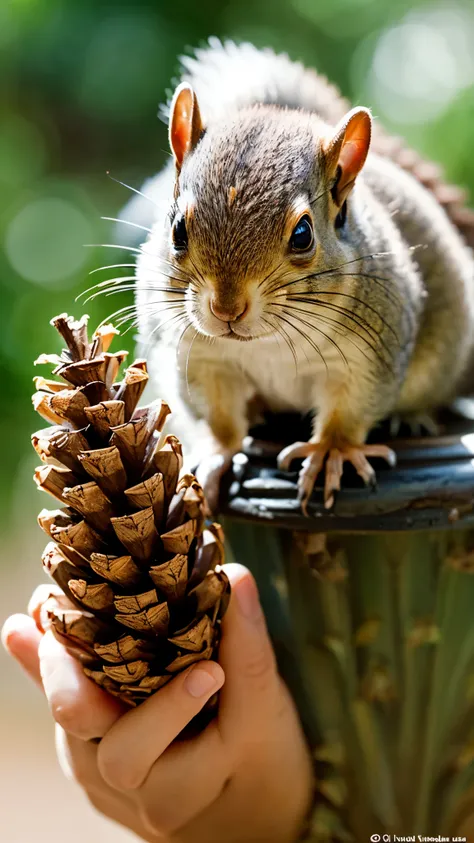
[210,297,249,323]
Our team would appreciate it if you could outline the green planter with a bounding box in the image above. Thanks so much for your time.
[220,415,474,841]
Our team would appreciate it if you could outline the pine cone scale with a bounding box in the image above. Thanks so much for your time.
[32,314,230,707]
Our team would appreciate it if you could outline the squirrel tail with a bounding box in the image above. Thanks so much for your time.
[162,38,350,125]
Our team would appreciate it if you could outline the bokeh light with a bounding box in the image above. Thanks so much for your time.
[5,196,92,286]
[364,3,474,124]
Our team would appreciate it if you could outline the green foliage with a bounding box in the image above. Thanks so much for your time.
[1,0,473,528]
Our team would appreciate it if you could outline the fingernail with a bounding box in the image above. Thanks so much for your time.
[184,664,219,698]
[234,575,263,622]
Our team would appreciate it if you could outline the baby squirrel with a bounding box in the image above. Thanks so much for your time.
[134,39,474,513]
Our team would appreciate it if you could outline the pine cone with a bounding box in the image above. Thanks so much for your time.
[32,314,230,707]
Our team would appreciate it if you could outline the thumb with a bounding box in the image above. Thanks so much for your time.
[217,563,282,730]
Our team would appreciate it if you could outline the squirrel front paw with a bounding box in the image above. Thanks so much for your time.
[195,450,234,516]
[388,411,440,437]
[278,440,396,514]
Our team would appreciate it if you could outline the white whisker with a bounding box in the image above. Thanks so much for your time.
[89,263,137,275]
[106,173,160,207]
[101,216,152,234]
[85,243,143,253]
[77,276,139,301]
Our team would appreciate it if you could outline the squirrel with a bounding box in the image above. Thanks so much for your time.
[131,39,474,513]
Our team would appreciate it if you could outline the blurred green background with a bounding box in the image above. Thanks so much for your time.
[1,0,474,840]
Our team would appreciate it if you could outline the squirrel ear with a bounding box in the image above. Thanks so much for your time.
[324,107,372,206]
[169,83,204,171]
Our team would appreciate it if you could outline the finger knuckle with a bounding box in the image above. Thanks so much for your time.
[242,642,276,687]
[97,741,137,792]
[28,584,51,608]
[84,788,106,814]
[138,801,171,837]
[68,756,91,790]
[1,623,20,650]
[60,742,93,791]
[84,787,115,821]
[51,697,96,741]
[139,800,184,839]
[28,585,61,622]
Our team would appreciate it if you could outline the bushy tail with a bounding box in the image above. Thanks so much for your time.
[163,37,349,125]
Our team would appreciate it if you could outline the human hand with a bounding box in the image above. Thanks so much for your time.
[2,564,313,843]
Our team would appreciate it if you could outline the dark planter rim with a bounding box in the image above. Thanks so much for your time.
[220,411,474,532]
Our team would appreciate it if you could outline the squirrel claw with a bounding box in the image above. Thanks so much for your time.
[297,447,327,514]
[278,441,316,472]
[279,440,396,514]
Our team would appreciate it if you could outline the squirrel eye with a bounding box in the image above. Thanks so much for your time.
[290,215,314,252]
[172,215,188,252]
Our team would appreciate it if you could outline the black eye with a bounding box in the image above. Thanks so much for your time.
[290,215,314,252]
[172,215,188,252]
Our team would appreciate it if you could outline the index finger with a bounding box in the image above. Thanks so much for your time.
[39,630,126,740]
[2,614,43,687]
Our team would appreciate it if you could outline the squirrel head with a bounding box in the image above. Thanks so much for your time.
[164,83,372,342]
